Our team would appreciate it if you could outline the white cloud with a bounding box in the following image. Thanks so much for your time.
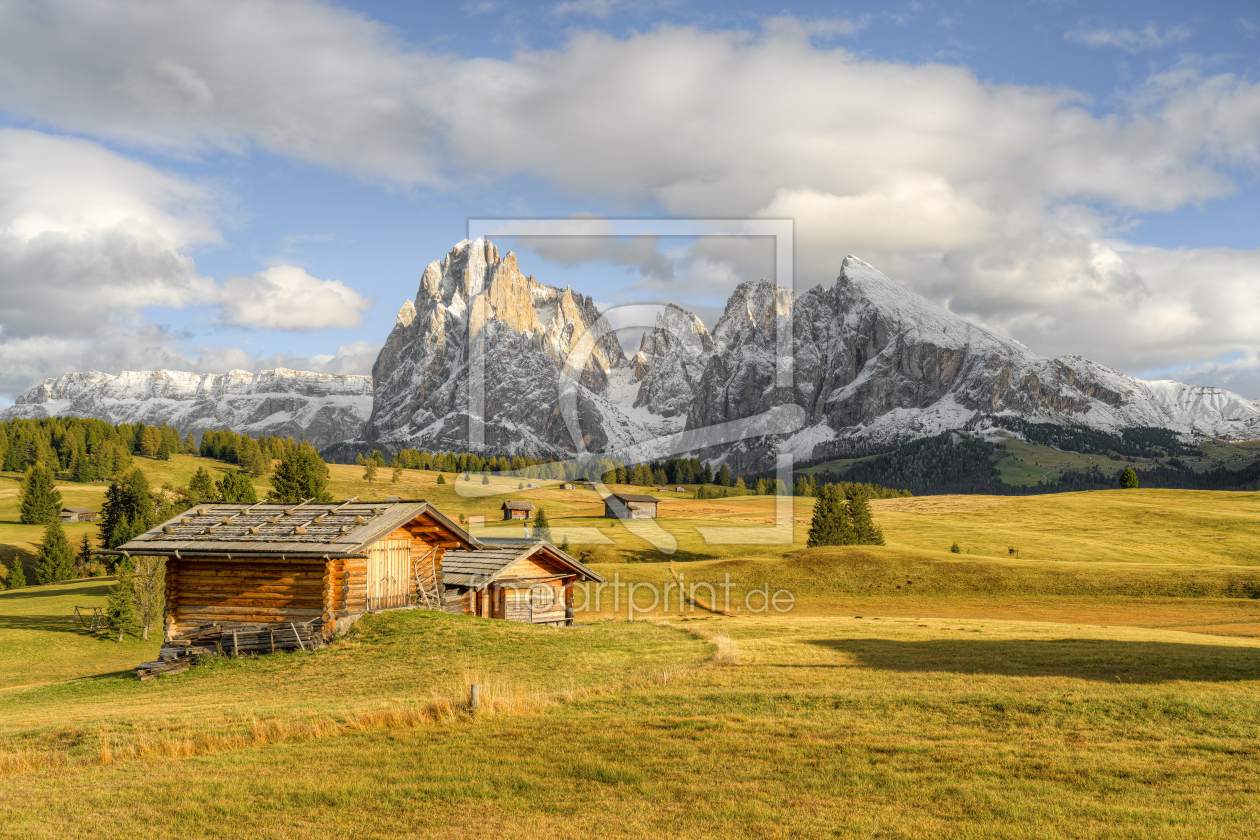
[1067,23,1193,52]
[0,127,374,396]
[218,265,372,331]
[1,5,1260,391]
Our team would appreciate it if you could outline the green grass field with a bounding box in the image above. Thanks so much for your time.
[2,456,1259,837]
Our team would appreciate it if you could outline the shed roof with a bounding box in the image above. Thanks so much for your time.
[500,500,536,511]
[62,507,96,514]
[113,500,481,559]
[443,540,604,589]
[608,493,659,503]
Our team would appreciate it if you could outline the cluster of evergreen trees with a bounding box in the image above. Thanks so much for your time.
[989,418,1198,459]
[806,484,885,547]
[790,473,913,499]
[199,429,303,476]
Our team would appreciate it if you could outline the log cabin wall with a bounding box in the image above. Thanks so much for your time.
[166,558,326,636]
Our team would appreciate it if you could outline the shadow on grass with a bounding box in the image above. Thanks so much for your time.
[808,637,1260,683]
[0,582,113,602]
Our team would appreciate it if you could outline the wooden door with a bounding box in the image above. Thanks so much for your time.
[367,537,411,610]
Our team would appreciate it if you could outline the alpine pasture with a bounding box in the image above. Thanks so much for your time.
[1,454,1258,839]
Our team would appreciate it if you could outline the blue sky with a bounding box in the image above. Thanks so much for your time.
[0,0,1258,401]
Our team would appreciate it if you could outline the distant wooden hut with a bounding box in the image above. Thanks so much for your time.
[442,539,604,625]
[559,482,575,490]
[60,507,98,523]
[112,500,479,642]
[604,493,659,519]
[501,501,535,520]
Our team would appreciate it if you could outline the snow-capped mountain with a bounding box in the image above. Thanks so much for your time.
[366,241,1260,472]
[1,369,373,446]
[12,239,1260,470]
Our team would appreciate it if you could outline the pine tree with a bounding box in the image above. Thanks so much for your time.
[77,533,94,576]
[187,466,217,504]
[19,462,62,525]
[217,471,258,503]
[7,558,26,589]
[717,463,732,487]
[533,508,552,543]
[702,462,713,484]
[34,521,76,584]
[436,473,446,485]
[155,437,172,461]
[1120,467,1139,489]
[269,442,333,503]
[183,432,197,454]
[105,562,140,642]
[392,465,402,484]
[845,485,884,546]
[806,485,854,547]
[99,468,156,548]
[481,473,489,484]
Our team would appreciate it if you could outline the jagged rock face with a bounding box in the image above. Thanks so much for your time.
[632,304,713,417]
[1,369,373,446]
[360,241,1260,470]
[677,256,1260,472]
[365,239,632,456]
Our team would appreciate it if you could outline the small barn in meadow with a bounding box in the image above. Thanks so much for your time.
[60,507,98,523]
[441,539,604,625]
[501,500,535,520]
[559,482,575,490]
[604,493,659,519]
[112,500,480,642]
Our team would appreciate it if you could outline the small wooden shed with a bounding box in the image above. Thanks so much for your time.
[442,539,604,626]
[559,482,575,490]
[60,507,98,523]
[604,493,659,519]
[501,501,535,521]
[114,500,479,642]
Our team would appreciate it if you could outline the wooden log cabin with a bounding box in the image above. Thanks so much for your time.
[604,493,659,519]
[442,539,604,626]
[501,501,535,520]
[114,500,479,642]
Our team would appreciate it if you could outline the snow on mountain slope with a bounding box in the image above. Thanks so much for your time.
[1,368,373,446]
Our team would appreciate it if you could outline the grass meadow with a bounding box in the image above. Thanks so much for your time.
[0,455,1258,837]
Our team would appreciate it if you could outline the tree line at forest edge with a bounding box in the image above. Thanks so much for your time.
[806,426,1260,496]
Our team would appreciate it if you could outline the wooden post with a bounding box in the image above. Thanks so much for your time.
[232,629,238,657]
[470,683,480,710]
[290,621,306,651]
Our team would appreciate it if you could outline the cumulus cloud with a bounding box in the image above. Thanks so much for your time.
[218,265,372,330]
[1,4,1260,391]
[0,127,374,397]
[1067,23,1192,52]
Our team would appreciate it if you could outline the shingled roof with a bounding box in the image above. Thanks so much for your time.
[500,500,536,511]
[443,540,605,589]
[114,500,480,559]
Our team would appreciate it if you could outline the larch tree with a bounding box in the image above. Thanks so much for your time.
[1120,467,1139,489]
